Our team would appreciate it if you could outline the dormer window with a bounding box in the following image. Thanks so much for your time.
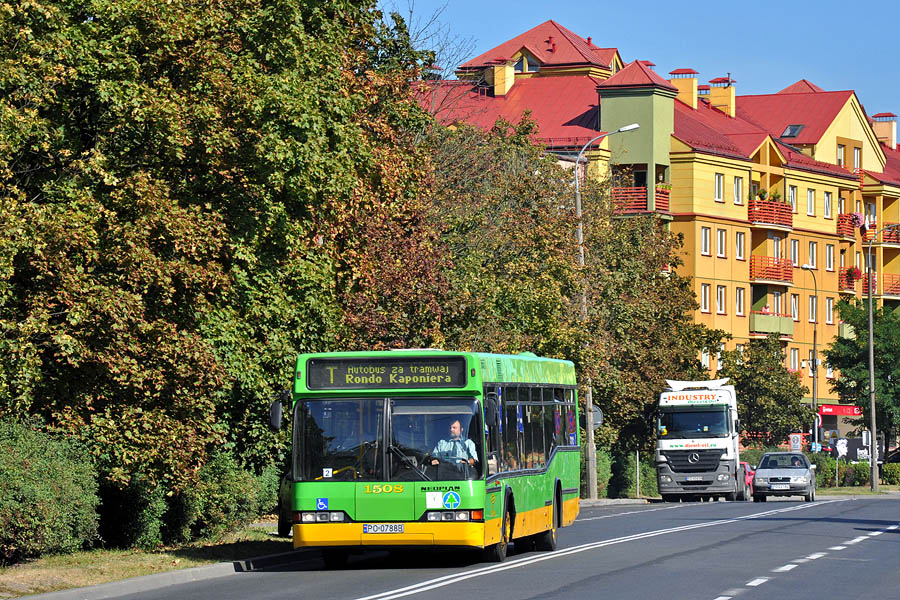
[527,60,540,73]
[514,57,524,72]
[781,124,804,138]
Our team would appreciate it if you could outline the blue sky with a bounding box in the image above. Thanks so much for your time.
[382,0,900,116]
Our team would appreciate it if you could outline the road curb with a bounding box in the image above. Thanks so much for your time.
[25,548,313,600]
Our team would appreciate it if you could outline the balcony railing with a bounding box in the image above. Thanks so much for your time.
[748,199,792,229]
[749,311,794,338]
[838,267,858,292]
[837,213,855,238]
[863,272,877,295]
[612,187,648,213]
[884,274,900,296]
[749,256,793,283]
[654,185,671,212]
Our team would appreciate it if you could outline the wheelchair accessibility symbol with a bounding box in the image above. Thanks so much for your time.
[442,491,460,510]
[316,498,328,510]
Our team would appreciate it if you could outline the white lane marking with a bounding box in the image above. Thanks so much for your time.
[747,577,769,586]
[712,596,732,600]
[868,531,884,536]
[806,552,826,559]
[792,558,809,563]
[773,564,797,572]
[829,546,847,550]
[576,505,684,522]
[845,536,868,545]
[355,501,845,600]
[888,525,899,530]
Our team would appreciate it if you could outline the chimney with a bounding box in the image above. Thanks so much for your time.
[587,36,592,46]
[485,57,515,96]
[668,68,699,109]
[872,113,897,149]
[709,74,736,117]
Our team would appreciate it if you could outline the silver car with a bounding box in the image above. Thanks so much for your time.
[752,452,816,502]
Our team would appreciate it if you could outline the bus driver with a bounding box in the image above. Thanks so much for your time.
[431,419,477,466]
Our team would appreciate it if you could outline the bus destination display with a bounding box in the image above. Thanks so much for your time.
[306,357,468,390]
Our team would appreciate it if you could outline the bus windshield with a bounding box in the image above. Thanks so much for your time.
[297,397,483,482]
[658,408,729,439]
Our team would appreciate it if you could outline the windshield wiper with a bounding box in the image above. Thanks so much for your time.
[388,444,431,481]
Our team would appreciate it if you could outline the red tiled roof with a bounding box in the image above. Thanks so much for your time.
[774,141,857,179]
[597,60,677,91]
[872,112,897,119]
[872,143,900,186]
[673,100,748,159]
[736,91,854,144]
[669,68,699,75]
[640,60,656,67]
[459,20,619,70]
[415,76,604,148]
[709,77,736,85]
[778,79,825,94]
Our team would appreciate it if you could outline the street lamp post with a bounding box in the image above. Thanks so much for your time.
[801,264,818,449]
[573,123,639,500]
[865,222,900,492]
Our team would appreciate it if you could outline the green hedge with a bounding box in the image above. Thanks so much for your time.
[0,420,99,563]
[883,463,900,485]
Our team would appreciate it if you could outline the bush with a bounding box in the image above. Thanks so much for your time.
[98,476,167,549]
[0,420,99,563]
[183,452,260,541]
[882,463,900,485]
[256,463,282,516]
[810,454,836,488]
[596,448,612,498]
[843,461,871,487]
[607,450,657,499]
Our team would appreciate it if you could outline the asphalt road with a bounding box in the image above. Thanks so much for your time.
[102,496,900,600]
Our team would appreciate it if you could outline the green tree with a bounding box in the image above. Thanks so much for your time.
[718,334,812,447]
[0,0,439,489]
[824,299,900,441]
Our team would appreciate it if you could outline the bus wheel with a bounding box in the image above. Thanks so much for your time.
[534,498,558,552]
[277,505,292,537]
[322,548,349,569]
[484,510,511,563]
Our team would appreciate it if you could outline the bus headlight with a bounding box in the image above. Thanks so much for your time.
[455,511,469,521]
[427,512,441,522]
[302,512,317,523]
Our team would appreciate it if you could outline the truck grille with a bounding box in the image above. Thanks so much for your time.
[662,449,725,473]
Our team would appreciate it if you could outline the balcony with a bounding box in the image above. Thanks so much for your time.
[749,256,793,284]
[749,311,794,338]
[838,267,859,292]
[748,199,792,230]
[862,272,877,296]
[867,221,900,244]
[612,186,671,214]
[837,213,856,238]
[884,274,900,297]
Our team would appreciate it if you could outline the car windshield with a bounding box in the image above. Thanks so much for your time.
[296,397,482,482]
[759,454,807,469]
[658,408,729,438]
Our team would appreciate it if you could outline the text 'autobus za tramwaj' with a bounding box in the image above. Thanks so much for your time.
[268,350,581,566]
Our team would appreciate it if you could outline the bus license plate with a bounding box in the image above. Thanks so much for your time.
[770,484,790,490]
[363,524,404,534]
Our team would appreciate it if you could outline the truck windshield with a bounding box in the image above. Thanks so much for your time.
[658,408,729,438]
[296,397,482,482]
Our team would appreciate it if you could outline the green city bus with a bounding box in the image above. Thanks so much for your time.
[268,350,580,565]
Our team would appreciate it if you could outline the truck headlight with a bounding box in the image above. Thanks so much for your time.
[660,474,672,483]
[716,473,729,481]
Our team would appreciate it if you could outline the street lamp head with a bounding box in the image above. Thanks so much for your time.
[617,123,640,133]
[801,264,812,270]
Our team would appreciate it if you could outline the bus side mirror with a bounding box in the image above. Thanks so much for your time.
[485,393,499,426]
[268,389,290,432]
[268,401,283,432]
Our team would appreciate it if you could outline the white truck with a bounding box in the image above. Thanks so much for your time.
[655,378,747,502]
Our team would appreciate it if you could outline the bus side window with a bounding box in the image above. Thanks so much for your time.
[503,387,520,471]
[565,389,577,446]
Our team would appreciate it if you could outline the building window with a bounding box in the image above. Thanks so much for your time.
[715,173,724,202]
[735,231,745,260]
[824,191,832,218]
[839,195,846,214]
[809,295,817,323]
[807,189,815,216]
[788,186,797,213]
[808,241,817,268]
[716,342,725,371]
[790,294,799,321]
[701,349,710,368]
[716,285,726,314]
[701,227,711,255]
[734,176,743,205]
[736,287,745,315]
[514,57,524,72]
[837,144,845,167]
[717,229,726,258]
[773,235,783,259]
[790,239,799,267]
[826,244,834,271]
[773,290,783,315]
[826,297,834,324]
[854,147,861,170]
[701,283,710,312]
[826,363,834,378]
[856,251,861,268]
[790,348,799,371]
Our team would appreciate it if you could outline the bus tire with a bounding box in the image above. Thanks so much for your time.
[484,506,511,562]
[534,495,559,552]
[277,509,292,537]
